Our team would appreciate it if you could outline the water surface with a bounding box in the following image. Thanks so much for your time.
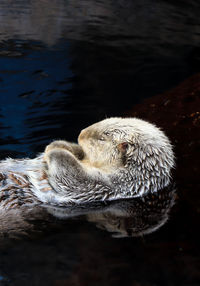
[0,0,200,158]
[0,1,200,285]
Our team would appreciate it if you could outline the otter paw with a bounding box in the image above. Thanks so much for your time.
[44,140,73,154]
[44,148,61,163]
[44,141,73,163]
[44,148,75,175]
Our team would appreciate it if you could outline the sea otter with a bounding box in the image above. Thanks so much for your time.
[0,117,175,209]
[43,117,175,204]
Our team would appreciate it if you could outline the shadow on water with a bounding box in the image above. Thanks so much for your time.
[0,0,200,285]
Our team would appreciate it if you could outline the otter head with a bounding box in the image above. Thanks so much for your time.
[78,117,175,193]
[78,118,130,170]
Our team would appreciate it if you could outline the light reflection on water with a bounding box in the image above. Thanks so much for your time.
[0,42,73,156]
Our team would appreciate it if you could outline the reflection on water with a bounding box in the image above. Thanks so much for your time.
[86,185,176,238]
[55,184,176,238]
[0,0,199,46]
[0,184,176,241]
[0,183,176,285]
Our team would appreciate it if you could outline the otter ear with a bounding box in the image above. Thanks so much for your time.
[117,142,129,153]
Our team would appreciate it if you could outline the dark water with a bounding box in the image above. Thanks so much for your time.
[0,0,200,285]
[0,0,200,158]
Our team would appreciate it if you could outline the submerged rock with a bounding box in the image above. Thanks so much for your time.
[126,73,200,210]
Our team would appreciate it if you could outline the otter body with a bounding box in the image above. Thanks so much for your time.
[44,117,175,204]
[0,143,84,208]
[0,156,47,209]
[0,117,175,210]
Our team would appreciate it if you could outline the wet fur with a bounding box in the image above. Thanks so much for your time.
[0,117,175,209]
[44,117,175,204]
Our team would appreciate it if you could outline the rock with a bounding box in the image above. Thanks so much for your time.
[126,73,200,211]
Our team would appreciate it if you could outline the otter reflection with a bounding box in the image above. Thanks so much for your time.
[45,183,176,238]
[0,184,175,241]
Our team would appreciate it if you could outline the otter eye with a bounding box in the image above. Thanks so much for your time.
[99,137,106,141]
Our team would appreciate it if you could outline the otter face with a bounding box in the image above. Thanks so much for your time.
[78,123,123,169]
[78,117,175,179]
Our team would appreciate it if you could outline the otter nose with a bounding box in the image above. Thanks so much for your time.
[78,129,86,142]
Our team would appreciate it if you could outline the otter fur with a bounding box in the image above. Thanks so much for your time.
[0,117,175,209]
